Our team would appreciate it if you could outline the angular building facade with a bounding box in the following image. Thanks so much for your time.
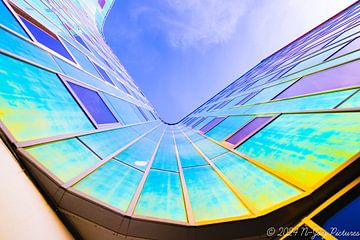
[0,0,359,239]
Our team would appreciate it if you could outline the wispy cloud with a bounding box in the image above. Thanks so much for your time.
[132,0,248,49]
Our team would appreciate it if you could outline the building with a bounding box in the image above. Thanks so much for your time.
[0,0,359,239]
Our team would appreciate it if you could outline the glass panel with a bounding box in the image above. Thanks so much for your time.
[94,63,114,85]
[236,113,360,189]
[183,165,249,223]
[339,90,360,108]
[275,60,360,100]
[115,127,164,171]
[199,117,226,134]
[235,91,261,106]
[74,159,143,212]
[175,133,208,168]
[74,35,90,51]
[329,37,360,60]
[151,131,178,172]
[0,54,94,141]
[193,117,215,130]
[102,93,143,124]
[0,28,61,72]
[134,169,186,222]
[312,185,359,240]
[68,82,118,125]
[192,117,206,128]
[26,139,99,182]
[226,117,272,145]
[213,152,300,211]
[187,132,227,159]
[0,1,28,38]
[206,116,254,141]
[79,124,152,159]
[19,16,74,62]
[245,81,294,105]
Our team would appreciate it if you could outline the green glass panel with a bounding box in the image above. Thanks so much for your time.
[74,159,143,212]
[213,152,301,211]
[339,90,360,108]
[26,139,99,182]
[151,131,178,172]
[175,133,207,168]
[115,127,164,171]
[206,116,253,141]
[0,1,28,38]
[0,28,61,72]
[236,113,360,189]
[0,53,94,141]
[183,165,249,223]
[134,170,186,222]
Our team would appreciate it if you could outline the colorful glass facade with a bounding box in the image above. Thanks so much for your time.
[0,0,359,239]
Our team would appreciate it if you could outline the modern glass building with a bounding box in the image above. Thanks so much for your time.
[0,0,359,239]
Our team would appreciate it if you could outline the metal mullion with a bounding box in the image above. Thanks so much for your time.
[172,129,195,225]
[15,120,157,148]
[125,127,167,216]
[61,124,161,188]
[197,129,308,192]
[179,127,259,216]
[303,219,336,240]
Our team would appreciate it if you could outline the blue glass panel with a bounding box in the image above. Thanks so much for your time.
[187,132,228,159]
[151,131,179,172]
[19,17,74,62]
[68,82,118,125]
[74,34,90,51]
[94,63,114,85]
[175,133,207,168]
[0,1,28,38]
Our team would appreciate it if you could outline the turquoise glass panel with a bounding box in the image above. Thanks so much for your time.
[0,28,61,72]
[61,40,101,78]
[245,81,294,105]
[115,127,164,171]
[183,165,249,223]
[241,89,357,115]
[74,159,143,212]
[134,170,186,222]
[0,53,94,142]
[175,134,208,168]
[151,131,178,172]
[102,93,144,124]
[339,90,360,108]
[236,113,360,189]
[26,139,99,182]
[79,125,148,159]
[0,1,28,38]
[206,116,253,141]
[186,133,228,159]
[213,153,301,211]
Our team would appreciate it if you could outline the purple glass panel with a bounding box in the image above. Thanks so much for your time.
[236,91,260,106]
[329,37,360,60]
[192,117,206,128]
[199,117,226,134]
[68,82,118,124]
[227,117,272,145]
[275,59,360,100]
[94,64,114,85]
[98,0,106,9]
[20,17,74,62]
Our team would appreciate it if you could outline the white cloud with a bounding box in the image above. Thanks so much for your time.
[132,0,249,49]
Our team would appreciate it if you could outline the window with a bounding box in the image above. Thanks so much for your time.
[274,60,360,100]
[235,91,261,106]
[226,117,272,146]
[199,117,226,134]
[18,15,75,62]
[74,34,90,51]
[94,63,115,85]
[67,81,118,125]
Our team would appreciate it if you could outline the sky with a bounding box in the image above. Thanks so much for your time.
[104,0,357,123]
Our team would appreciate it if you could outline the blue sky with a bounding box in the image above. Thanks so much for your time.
[104,0,356,123]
